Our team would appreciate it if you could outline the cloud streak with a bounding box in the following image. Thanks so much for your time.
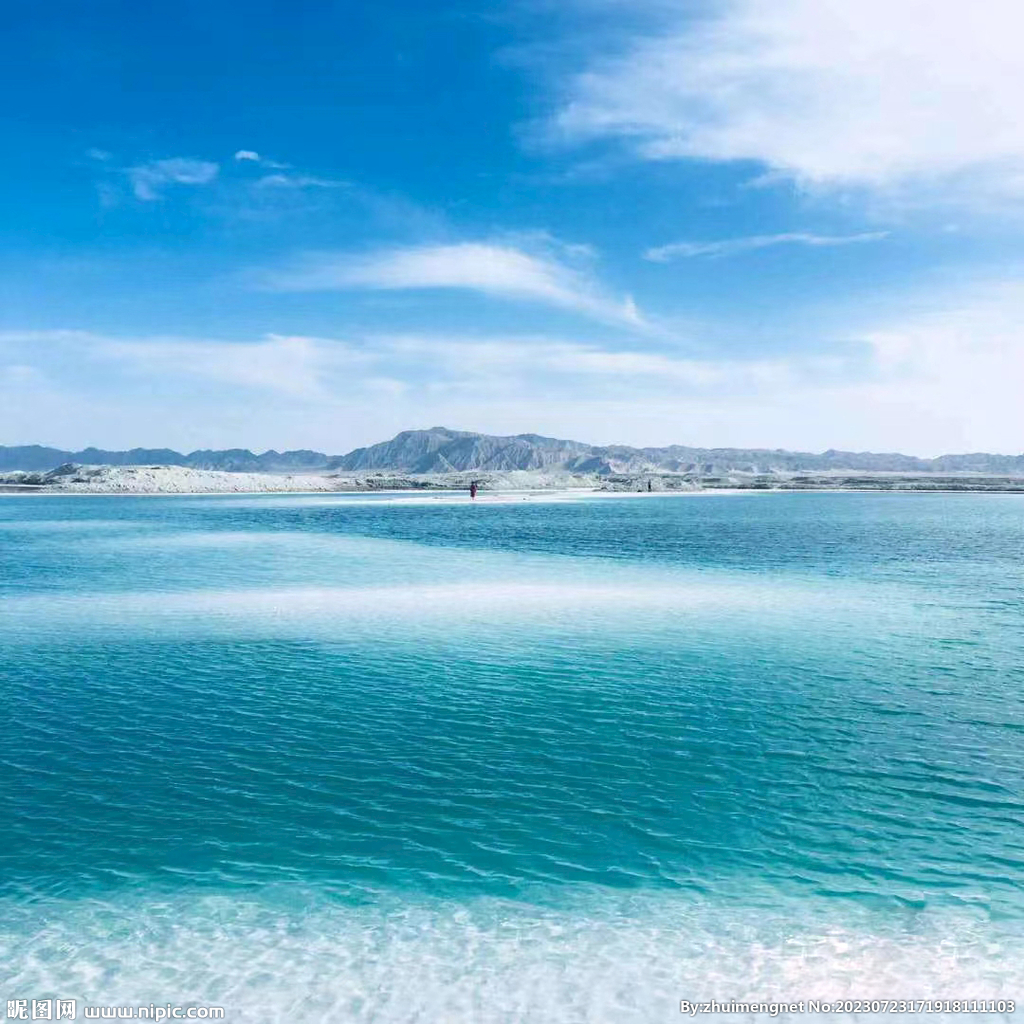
[267,242,645,328]
[96,334,343,398]
[645,231,889,261]
[6,277,1023,455]
[233,149,290,169]
[0,331,360,399]
[555,0,1024,199]
[126,158,219,201]
[0,328,844,403]
[255,173,348,189]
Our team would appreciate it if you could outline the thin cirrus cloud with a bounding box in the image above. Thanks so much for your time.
[554,0,1024,199]
[4,277,1024,454]
[233,149,290,169]
[0,327,826,402]
[93,333,361,399]
[255,173,348,189]
[234,148,342,186]
[377,334,802,392]
[644,231,889,261]
[266,242,646,328]
[126,158,219,201]
[0,330,343,400]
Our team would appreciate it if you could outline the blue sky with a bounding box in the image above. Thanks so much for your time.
[2,0,1023,455]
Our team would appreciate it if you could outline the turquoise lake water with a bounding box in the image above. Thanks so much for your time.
[1,491,1023,1021]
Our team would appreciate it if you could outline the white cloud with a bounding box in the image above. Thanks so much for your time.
[267,242,646,328]
[127,158,219,201]
[96,334,365,399]
[4,281,1023,455]
[380,333,805,393]
[0,329,97,344]
[843,281,1024,451]
[233,149,290,169]
[0,363,46,386]
[645,231,889,261]
[555,0,1024,197]
[0,330,357,400]
[255,173,348,189]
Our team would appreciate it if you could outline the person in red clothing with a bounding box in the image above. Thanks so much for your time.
[470,481,478,500]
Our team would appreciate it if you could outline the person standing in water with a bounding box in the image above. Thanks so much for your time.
[470,481,478,500]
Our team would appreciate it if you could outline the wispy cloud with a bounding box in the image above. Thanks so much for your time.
[96,334,360,399]
[377,333,809,393]
[233,149,290,169]
[5,279,1024,453]
[231,150,348,189]
[645,231,889,261]
[0,327,831,402]
[255,173,348,189]
[554,0,1024,200]
[127,158,219,201]
[266,241,646,328]
[0,330,355,399]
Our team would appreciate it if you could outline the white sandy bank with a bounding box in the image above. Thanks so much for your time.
[1,465,348,494]
[0,464,619,495]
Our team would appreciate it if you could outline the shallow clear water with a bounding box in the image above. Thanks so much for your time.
[2,492,1023,1021]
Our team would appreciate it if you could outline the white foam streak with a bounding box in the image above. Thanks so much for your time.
[2,890,1021,1023]
[1,579,851,645]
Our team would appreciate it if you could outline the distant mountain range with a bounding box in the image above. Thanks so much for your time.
[3,428,1024,476]
[0,445,332,473]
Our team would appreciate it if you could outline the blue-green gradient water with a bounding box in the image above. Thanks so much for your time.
[2,492,1023,1022]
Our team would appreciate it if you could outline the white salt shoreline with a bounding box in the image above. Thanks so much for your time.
[3,463,1021,500]
[0,463,715,499]
[0,486,747,504]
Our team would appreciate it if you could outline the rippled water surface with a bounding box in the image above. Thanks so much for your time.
[2,492,1023,1022]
